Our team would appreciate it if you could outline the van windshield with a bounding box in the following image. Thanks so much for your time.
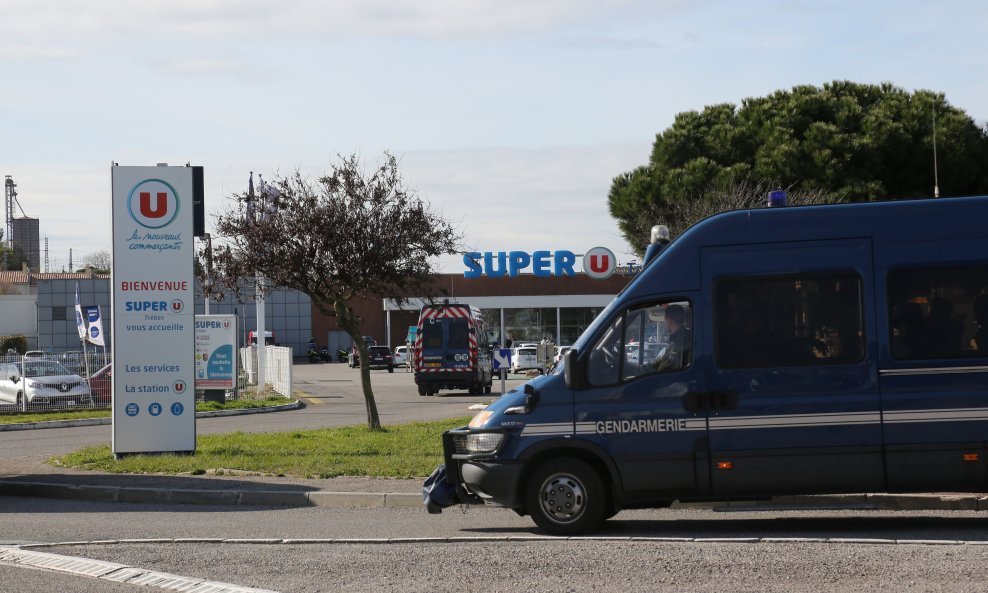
[570,299,619,352]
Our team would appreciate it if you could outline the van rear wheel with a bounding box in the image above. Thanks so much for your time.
[526,458,605,535]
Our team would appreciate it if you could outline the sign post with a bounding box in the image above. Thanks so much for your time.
[406,325,417,374]
[492,348,511,395]
[111,165,196,457]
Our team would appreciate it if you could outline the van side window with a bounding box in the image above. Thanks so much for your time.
[588,300,693,386]
[887,265,988,360]
[715,273,864,369]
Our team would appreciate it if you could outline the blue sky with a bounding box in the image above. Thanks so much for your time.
[2,0,986,272]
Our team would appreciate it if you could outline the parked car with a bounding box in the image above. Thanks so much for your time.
[552,346,571,366]
[348,336,378,367]
[60,351,86,375]
[0,360,91,410]
[393,345,410,367]
[88,363,112,404]
[510,346,539,373]
[367,345,394,372]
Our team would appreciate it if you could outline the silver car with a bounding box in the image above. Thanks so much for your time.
[0,360,92,410]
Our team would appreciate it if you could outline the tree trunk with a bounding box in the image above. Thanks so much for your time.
[334,300,381,429]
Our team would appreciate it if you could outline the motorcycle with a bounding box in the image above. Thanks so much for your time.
[337,348,348,363]
[307,345,321,364]
[318,346,332,362]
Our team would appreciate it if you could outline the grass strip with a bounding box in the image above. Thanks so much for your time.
[0,397,293,425]
[52,416,472,479]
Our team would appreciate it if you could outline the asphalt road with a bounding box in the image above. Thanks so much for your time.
[4,494,988,592]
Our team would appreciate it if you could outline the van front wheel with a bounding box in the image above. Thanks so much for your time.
[526,458,605,535]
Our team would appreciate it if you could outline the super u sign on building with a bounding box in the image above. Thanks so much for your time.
[463,247,617,279]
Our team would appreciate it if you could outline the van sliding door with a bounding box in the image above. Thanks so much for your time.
[701,239,883,497]
[878,243,988,492]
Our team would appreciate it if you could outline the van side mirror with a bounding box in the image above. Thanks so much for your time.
[563,348,584,390]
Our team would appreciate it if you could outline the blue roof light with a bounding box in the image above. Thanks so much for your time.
[768,189,787,208]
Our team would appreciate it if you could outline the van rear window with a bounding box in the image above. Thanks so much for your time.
[714,273,864,369]
[448,319,469,349]
[421,322,443,350]
[888,265,988,360]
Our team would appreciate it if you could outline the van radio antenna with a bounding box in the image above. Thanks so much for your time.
[932,103,940,198]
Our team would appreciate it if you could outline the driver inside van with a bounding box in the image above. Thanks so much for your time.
[655,304,692,371]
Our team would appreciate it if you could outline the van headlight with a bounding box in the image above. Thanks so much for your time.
[469,410,493,428]
[465,432,503,454]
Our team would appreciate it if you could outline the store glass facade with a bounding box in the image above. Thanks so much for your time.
[560,307,606,345]
[479,306,607,347]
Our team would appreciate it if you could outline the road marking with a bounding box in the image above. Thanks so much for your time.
[12,536,981,547]
[0,546,280,592]
[293,390,323,405]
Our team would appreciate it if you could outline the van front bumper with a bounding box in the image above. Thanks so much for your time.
[415,371,478,390]
[458,461,525,509]
[441,430,524,509]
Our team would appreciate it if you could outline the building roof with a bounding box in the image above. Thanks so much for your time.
[0,271,110,285]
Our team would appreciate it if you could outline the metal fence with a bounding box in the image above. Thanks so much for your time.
[240,346,294,398]
[0,346,293,415]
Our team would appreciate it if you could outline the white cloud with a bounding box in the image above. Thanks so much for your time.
[152,58,250,78]
[398,143,650,272]
[0,0,688,50]
[0,44,77,61]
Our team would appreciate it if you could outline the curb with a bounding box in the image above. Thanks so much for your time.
[1,478,986,513]
[0,480,423,509]
[0,401,303,432]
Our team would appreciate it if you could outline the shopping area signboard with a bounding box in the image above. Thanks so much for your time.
[195,315,237,389]
[462,247,617,279]
[111,165,196,456]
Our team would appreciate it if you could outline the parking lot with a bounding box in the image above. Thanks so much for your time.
[290,358,533,424]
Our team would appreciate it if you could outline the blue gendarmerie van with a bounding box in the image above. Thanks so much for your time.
[430,195,988,534]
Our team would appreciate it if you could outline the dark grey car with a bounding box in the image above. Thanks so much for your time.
[366,346,394,372]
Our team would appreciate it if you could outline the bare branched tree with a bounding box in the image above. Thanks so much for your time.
[193,236,225,303]
[212,152,462,429]
[82,249,112,272]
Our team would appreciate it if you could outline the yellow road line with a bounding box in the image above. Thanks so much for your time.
[294,390,323,405]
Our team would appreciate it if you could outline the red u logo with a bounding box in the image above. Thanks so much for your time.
[139,192,168,218]
[589,254,610,273]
